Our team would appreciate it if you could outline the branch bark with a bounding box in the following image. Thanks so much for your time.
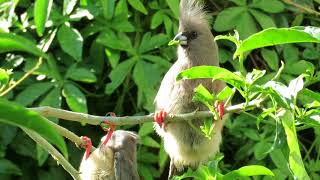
[29,98,264,126]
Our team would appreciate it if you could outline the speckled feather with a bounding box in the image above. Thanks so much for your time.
[154,0,226,175]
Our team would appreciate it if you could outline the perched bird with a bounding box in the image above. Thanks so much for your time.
[79,130,139,180]
[154,0,226,178]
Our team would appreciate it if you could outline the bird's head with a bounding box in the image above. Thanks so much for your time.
[169,0,216,58]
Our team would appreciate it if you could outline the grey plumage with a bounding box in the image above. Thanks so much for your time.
[154,0,225,178]
[79,130,139,180]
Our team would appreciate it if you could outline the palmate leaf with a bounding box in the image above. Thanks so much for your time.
[0,98,67,157]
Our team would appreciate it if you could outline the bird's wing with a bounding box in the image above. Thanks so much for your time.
[154,61,184,111]
[114,151,139,180]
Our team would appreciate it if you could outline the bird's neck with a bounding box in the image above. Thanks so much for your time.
[177,46,219,67]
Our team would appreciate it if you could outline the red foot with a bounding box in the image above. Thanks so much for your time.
[154,110,167,127]
[215,102,224,120]
[80,136,92,160]
[101,112,117,145]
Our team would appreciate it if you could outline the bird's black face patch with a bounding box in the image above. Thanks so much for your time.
[188,31,198,41]
[180,31,198,48]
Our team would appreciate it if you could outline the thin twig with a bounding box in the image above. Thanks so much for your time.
[29,98,265,126]
[44,117,96,151]
[22,128,81,180]
[0,58,43,96]
[282,0,320,16]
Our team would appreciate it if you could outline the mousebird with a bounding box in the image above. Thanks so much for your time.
[154,0,226,178]
[79,130,139,180]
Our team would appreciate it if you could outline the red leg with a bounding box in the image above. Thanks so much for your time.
[101,112,117,145]
[215,101,224,120]
[154,110,167,127]
[80,136,92,160]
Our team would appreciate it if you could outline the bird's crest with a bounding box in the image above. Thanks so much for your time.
[179,0,207,27]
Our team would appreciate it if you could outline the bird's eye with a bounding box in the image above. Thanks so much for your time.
[190,31,198,39]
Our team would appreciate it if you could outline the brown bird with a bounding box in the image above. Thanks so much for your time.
[154,0,226,178]
[79,130,139,180]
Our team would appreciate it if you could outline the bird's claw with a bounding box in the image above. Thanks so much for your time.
[80,136,92,160]
[215,101,224,120]
[101,112,117,145]
[154,110,167,127]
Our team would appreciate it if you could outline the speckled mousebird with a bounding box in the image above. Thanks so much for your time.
[79,130,139,180]
[153,0,226,178]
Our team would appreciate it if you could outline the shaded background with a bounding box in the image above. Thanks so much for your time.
[0,0,320,179]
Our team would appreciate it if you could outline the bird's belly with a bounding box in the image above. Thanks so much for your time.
[162,120,223,170]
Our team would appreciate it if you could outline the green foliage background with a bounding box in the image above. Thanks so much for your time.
[0,0,320,179]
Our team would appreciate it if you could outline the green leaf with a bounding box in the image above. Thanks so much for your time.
[283,44,299,62]
[97,31,133,52]
[101,0,115,19]
[141,136,160,148]
[303,48,320,60]
[298,89,320,104]
[0,98,67,157]
[223,165,274,179]
[217,86,234,101]
[279,110,310,179]
[193,84,214,106]
[39,87,61,108]
[0,159,22,175]
[57,24,83,61]
[284,60,314,76]
[105,58,136,94]
[138,122,154,137]
[63,0,77,15]
[66,66,97,83]
[115,0,128,17]
[141,55,171,68]
[250,0,284,13]
[229,0,247,6]
[236,11,258,39]
[139,33,169,54]
[151,11,164,29]
[159,141,169,173]
[165,0,179,19]
[110,16,135,32]
[133,61,160,111]
[34,0,53,36]
[39,87,61,123]
[288,76,304,100]
[235,27,320,57]
[263,81,292,109]
[214,7,247,32]
[15,82,54,106]
[270,149,291,175]
[0,68,9,88]
[254,141,272,160]
[138,163,154,180]
[127,0,147,14]
[137,150,158,163]
[249,9,276,29]
[261,48,279,71]
[62,83,87,113]
[0,33,48,58]
[37,145,48,166]
[177,66,244,91]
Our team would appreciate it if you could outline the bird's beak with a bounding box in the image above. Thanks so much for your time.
[168,32,188,46]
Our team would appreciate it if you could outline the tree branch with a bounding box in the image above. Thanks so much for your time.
[22,128,81,180]
[29,98,265,126]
